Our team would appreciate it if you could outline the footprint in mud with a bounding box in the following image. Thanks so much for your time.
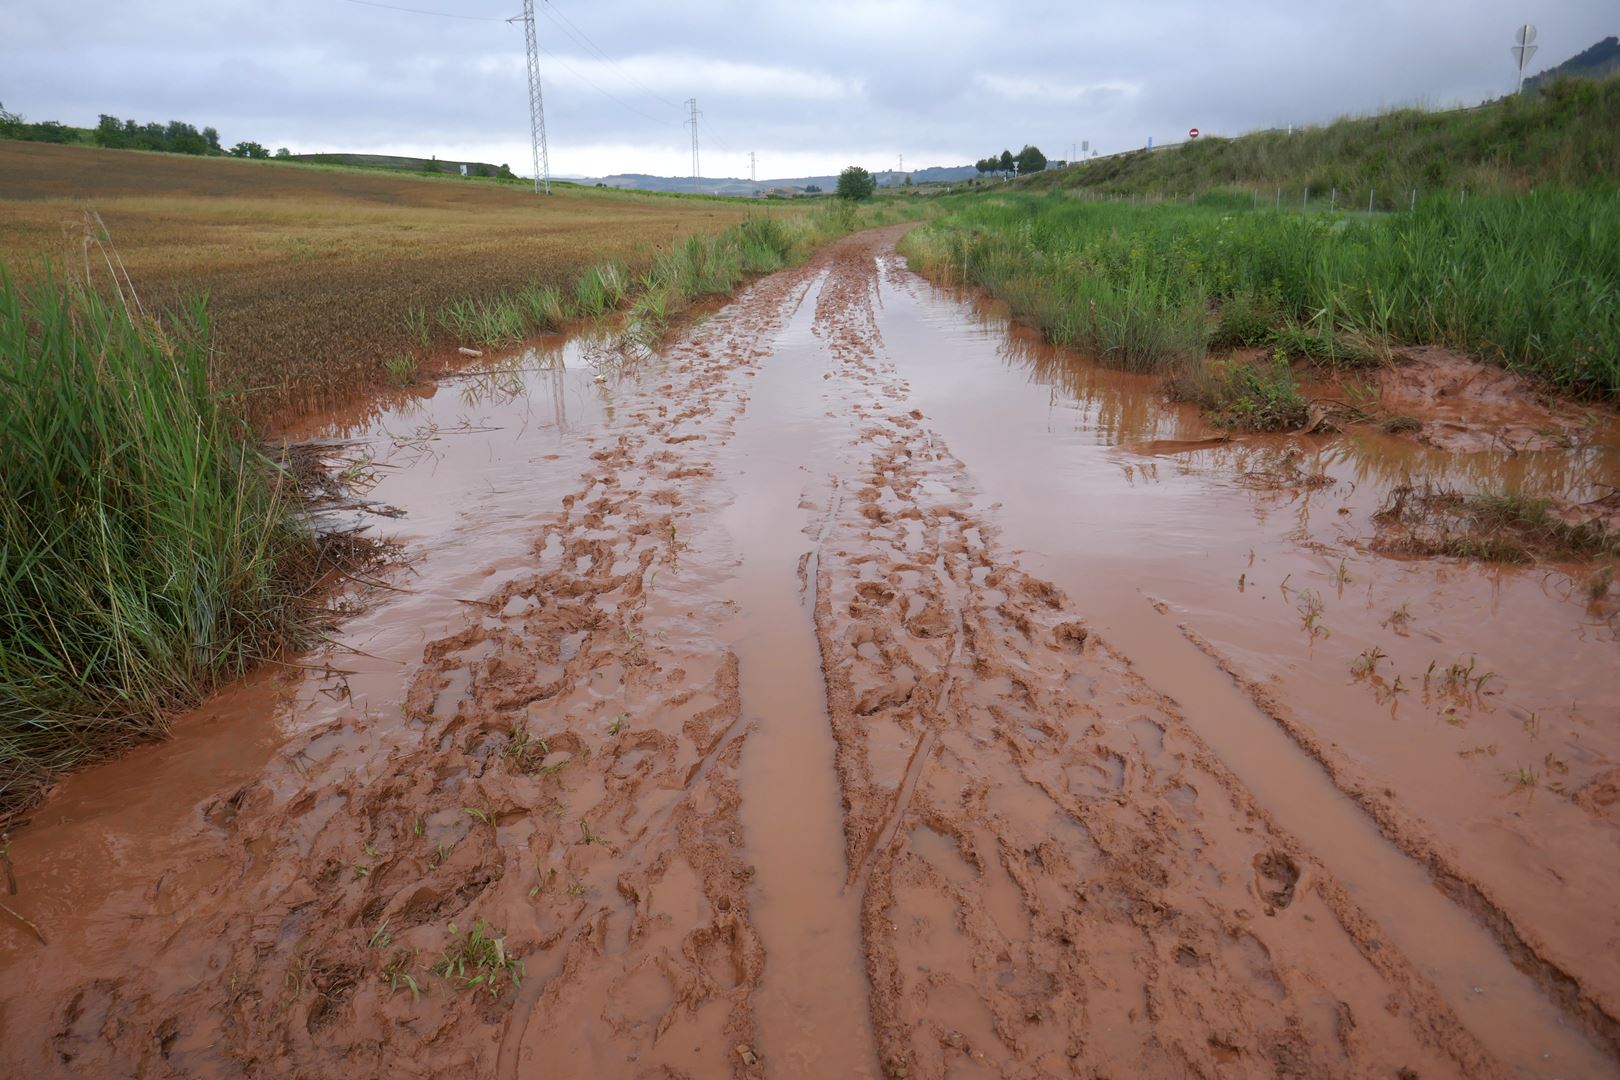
[1253,851,1301,912]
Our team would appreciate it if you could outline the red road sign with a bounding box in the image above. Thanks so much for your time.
[1189,128,1200,139]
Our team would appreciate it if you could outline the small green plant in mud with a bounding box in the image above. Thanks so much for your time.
[463,806,494,826]
[1295,589,1330,639]
[502,722,549,773]
[434,919,524,998]
[368,918,393,950]
[1350,646,1388,679]
[1382,604,1414,634]
[578,818,607,846]
[529,862,556,899]
[607,712,627,736]
[383,353,418,387]
[381,950,424,1001]
[1503,765,1538,789]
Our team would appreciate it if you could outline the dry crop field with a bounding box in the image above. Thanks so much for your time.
[0,140,757,419]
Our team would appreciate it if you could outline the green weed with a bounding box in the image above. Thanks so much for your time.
[433,918,524,998]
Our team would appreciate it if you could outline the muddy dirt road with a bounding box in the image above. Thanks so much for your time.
[3,228,1618,1078]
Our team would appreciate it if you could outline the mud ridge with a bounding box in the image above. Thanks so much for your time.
[1181,623,1620,1061]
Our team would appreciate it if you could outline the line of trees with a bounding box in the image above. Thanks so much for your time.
[0,102,79,144]
[975,146,1048,176]
[93,115,223,155]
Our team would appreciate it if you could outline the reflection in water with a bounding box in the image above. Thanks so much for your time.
[927,279,1620,506]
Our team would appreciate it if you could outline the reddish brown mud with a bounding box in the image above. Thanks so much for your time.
[1,229,1617,1078]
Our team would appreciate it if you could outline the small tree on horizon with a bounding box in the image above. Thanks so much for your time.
[998,149,1014,174]
[836,165,876,201]
[1016,145,1047,174]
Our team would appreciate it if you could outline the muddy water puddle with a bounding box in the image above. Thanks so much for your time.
[876,261,1620,1073]
[4,230,1620,1078]
[714,274,881,1076]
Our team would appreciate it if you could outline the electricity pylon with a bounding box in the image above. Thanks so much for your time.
[510,0,551,194]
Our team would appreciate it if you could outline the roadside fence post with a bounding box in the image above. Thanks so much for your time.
[1369,189,1375,214]
[1330,186,1336,211]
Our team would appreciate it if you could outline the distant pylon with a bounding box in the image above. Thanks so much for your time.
[509,0,550,194]
[749,151,756,185]
[685,98,701,193]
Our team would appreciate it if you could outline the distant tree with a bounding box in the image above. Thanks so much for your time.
[229,140,269,159]
[202,126,222,152]
[998,149,1014,173]
[1,103,24,138]
[1015,145,1047,174]
[836,165,876,201]
[803,183,823,193]
[165,120,207,155]
[274,147,291,158]
[93,114,126,147]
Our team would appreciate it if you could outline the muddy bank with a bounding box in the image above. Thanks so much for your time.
[0,229,1616,1078]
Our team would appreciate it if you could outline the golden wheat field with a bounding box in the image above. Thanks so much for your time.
[0,140,761,421]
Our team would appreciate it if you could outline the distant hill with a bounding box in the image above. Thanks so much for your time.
[594,164,979,197]
[291,152,516,179]
[1525,36,1620,93]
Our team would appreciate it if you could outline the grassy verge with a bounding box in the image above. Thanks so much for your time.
[898,188,1620,412]
[1019,72,1620,199]
[0,263,315,813]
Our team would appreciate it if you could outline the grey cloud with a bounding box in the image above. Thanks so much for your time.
[3,1,1613,178]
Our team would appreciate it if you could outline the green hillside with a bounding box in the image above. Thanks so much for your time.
[1526,35,1620,92]
[1022,70,1620,203]
[290,152,516,179]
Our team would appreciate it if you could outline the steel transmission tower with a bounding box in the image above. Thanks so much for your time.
[509,0,551,194]
[685,98,701,193]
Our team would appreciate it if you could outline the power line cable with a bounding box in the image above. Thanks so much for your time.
[540,3,683,110]
[341,0,505,21]
[538,44,675,127]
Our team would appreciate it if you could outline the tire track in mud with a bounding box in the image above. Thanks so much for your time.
[800,233,1509,1078]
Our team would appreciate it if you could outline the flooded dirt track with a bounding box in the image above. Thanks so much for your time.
[2,228,1618,1078]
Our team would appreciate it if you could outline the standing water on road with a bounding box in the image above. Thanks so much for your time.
[1,229,1616,1078]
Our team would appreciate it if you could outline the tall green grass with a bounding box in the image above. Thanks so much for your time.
[0,268,311,810]
[428,204,893,356]
[900,189,1620,396]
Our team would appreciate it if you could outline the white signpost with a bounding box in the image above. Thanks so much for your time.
[1513,24,1538,94]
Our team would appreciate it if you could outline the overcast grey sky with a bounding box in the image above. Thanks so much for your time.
[3,1,1614,179]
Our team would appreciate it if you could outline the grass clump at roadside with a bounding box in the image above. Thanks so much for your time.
[1373,485,1620,564]
[899,188,1620,411]
[0,264,315,814]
